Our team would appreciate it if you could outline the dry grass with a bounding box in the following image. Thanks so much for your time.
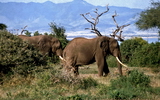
[0,63,160,99]
[79,63,160,87]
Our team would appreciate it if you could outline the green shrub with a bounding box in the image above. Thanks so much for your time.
[120,37,160,67]
[127,70,150,87]
[106,70,151,99]
[108,87,137,99]
[0,31,47,75]
[107,55,117,67]
[131,42,160,67]
[49,22,69,49]
[120,37,148,63]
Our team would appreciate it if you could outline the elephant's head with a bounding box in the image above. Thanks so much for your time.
[18,35,64,60]
[51,38,63,57]
[37,35,63,58]
[99,36,127,75]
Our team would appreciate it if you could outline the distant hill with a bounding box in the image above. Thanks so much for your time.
[0,0,142,30]
[1,0,158,42]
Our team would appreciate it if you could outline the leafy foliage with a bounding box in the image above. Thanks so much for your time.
[106,70,151,99]
[131,42,160,67]
[0,23,7,30]
[120,37,160,67]
[136,1,160,41]
[24,30,32,36]
[127,70,150,87]
[0,31,47,75]
[136,1,160,34]
[120,37,148,63]
[107,55,117,67]
[49,22,69,49]
[33,31,42,36]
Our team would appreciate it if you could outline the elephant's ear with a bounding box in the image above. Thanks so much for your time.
[38,36,48,50]
[99,37,109,52]
[51,39,57,51]
[38,39,45,50]
[51,38,61,51]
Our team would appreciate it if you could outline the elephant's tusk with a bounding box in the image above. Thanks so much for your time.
[59,56,66,61]
[116,57,128,68]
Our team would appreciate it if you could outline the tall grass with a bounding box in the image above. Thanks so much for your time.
[1,64,160,100]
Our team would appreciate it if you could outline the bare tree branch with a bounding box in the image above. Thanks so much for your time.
[81,5,109,36]
[21,25,28,35]
[111,11,130,41]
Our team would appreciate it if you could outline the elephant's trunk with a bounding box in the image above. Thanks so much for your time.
[116,57,128,68]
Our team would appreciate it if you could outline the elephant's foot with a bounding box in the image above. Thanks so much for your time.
[103,72,109,77]
[74,72,79,76]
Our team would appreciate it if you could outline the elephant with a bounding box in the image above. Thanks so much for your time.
[62,36,128,77]
[18,35,64,60]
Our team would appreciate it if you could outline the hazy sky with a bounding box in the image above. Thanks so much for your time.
[0,0,152,9]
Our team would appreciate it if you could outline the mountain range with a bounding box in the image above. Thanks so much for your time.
[0,0,158,42]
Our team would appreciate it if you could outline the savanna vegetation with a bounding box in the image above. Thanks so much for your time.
[0,1,160,99]
[120,37,160,67]
[0,26,160,100]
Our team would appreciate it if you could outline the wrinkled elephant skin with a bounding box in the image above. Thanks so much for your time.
[63,36,124,76]
[18,35,63,57]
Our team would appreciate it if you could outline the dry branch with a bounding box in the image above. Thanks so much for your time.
[81,5,109,36]
[111,11,130,41]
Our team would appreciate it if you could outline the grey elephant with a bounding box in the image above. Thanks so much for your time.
[18,35,64,60]
[62,36,127,77]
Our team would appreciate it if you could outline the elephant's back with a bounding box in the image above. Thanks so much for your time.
[18,35,29,39]
[63,37,97,55]
[18,35,30,41]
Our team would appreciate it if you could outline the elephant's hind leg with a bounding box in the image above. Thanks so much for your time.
[73,66,79,76]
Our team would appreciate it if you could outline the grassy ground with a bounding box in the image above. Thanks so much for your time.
[80,64,160,87]
[0,63,160,100]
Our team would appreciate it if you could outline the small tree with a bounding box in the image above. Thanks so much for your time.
[49,22,69,49]
[44,32,49,35]
[136,1,160,40]
[0,23,7,30]
[23,30,32,37]
[34,31,41,36]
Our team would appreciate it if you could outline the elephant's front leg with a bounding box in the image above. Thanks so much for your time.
[96,57,109,77]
